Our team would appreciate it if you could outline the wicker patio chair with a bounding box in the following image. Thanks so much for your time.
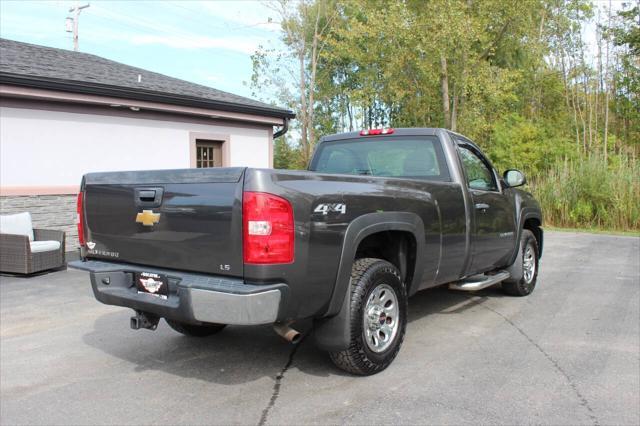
[0,218,66,275]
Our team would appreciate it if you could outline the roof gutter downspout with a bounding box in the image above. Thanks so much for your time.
[273,118,289,139]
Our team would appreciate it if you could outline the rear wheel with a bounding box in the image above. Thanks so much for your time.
[165,319,226,337]
[329,258,407,375]
[502,229,539,296]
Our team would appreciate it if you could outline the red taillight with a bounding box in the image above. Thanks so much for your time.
[76,192,85,246]
[360,128,394,136]
[243,191,294,264]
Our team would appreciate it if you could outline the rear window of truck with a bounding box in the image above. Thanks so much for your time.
[310,136,450,181]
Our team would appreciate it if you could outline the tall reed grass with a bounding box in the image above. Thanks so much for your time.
[530,155,640,232]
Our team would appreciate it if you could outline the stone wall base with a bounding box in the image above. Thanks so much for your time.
[1,194,79,252]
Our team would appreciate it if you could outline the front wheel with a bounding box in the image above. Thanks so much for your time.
[502,229,539,296]
[329,258,407,376]
[165,319,226,337]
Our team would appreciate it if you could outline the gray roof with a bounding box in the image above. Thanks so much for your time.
[0,38,293,118]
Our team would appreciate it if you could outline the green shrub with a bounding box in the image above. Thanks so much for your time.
[530,154,640,231]
[487,113,574,176]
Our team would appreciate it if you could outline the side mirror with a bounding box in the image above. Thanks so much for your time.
[503,169,526,187]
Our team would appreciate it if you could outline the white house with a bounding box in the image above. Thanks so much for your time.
[0,38,294,252]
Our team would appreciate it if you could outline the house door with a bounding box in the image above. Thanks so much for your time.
[196,140,223,168]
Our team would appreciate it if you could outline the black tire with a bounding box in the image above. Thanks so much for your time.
[329,258,407,376]
[502,229,539,296]
[165,319,226,337]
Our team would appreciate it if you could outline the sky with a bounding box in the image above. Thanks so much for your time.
[0,0,283,101]
[0,0,626,105]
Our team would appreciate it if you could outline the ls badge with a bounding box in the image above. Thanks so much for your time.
[136,210,160,226]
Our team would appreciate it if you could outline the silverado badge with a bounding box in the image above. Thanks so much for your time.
[136,210,160,226]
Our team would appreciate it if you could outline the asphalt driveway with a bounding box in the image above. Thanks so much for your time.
[1,231,638,425]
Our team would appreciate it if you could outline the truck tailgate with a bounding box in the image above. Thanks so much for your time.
[82,167,245,277]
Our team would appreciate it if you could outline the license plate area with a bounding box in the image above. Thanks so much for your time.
[135,272,169,299]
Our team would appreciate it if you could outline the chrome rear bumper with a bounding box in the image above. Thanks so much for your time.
[69,260,286,325]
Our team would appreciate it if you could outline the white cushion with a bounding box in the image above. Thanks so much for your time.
[0,212,34,241]
[30,240,61,253]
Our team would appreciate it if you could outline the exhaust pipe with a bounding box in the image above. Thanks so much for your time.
[130,311,159,330]
[273,322,302,344]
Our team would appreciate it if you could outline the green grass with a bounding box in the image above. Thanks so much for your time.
[530,154,640,232]
[545,226,640,237]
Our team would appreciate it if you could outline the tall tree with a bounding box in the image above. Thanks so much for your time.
[251,0,337,166]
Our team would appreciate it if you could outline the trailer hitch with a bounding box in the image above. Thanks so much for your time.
[130,310,160,330]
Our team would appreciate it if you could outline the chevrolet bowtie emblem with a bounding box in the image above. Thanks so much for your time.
[136,210,160,226]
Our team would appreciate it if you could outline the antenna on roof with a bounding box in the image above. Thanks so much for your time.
[66,3,90,52]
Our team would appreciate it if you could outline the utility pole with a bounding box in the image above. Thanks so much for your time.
[66,3,90,52]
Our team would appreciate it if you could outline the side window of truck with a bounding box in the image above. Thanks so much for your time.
[457,145,497,191]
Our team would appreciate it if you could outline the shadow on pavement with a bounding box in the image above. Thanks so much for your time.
[0,265,67,279]
[408,284,510,320]
[82,284,507,383]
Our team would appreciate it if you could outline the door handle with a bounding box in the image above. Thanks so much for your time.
[138,190,156,201]
[475,203,490,211]
[134,187,163,207]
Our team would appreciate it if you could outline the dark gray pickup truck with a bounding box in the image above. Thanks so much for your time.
[70,128,543,375]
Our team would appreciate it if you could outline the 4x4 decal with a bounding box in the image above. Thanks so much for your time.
[314,203,346,215]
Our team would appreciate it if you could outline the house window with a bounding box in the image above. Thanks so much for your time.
[196,140,222,168]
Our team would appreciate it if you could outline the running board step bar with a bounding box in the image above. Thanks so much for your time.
[449,271,511,292]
